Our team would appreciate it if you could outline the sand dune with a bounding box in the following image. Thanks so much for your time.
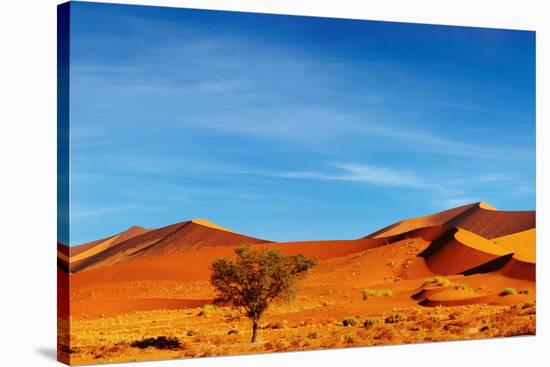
[60,202,536,320]
[366,201,535,240]
[70,220,269,273]
[444,204,535,239]
[366,203,478,238]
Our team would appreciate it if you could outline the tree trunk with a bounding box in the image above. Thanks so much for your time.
[251,319,259,343]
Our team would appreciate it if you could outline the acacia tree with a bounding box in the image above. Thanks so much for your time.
[210,245,316,342]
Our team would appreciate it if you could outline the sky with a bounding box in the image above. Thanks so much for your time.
[66,1,536,245]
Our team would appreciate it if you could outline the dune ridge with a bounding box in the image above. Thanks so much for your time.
[60,201,535,318]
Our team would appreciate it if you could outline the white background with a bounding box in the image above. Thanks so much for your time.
[0,0,547,366]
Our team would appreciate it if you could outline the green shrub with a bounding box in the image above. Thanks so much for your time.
[453,283,474,292]
[362,288,394,300]
[385,312,406,324]
[342,317,358,327]
[363,317,380,328]
[500,287,517,296]
[198,304,217,316]
[130,336,180,350]
[423,276,451,287]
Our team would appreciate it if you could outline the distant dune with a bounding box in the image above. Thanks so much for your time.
[59,202,535,318]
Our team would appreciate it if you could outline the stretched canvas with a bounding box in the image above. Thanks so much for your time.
[57,1,536,365]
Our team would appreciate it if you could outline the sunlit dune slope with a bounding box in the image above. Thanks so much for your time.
[366,203,478,238]
[419,228,512,275]
[367,201,535,240]
[70,220,269,273]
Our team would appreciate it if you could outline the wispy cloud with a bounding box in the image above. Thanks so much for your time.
[274,162,442,191]
[243,161,532,209]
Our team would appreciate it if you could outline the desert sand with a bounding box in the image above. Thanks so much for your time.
[57,201,536,365]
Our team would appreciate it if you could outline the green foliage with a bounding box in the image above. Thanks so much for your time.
[385,312,406,324]
[453,283,474,292]
[423,276,451,287]
[362,288,393,300]
[197,304,217,316]
[210,245,316,342]
[500,287,518,296]
[341,317,358,327]
[130,336,180,350]
[363,317,380,328]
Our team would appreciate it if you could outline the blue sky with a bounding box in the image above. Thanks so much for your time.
[67,1,535,245]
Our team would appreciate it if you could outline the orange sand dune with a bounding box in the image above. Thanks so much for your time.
[418,228,509,275]
[71,238,387,288]
[499,257,536,281]
[71,220,269,273]
[367,201,535,241]
[57,243,70,272]
[69,226,152,271]
[63,203,536,324]
[366,203,478,238]
[493,229,536,262]
[71,226,151,256]
[445,204,535,239]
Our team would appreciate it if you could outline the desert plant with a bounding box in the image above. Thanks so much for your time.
[197,304,217,316]
[385,312,406,324]
[342,316,358,327]
[500,287,518,296]
[130,336,180,350]
[264,322,284,330]
[307,331,318,339]
[453,283,474,292]
[210,245,316,342]
[363,317,380,328]
[518,289,529,295]
[423,276,451,287]
[362,288,393,300]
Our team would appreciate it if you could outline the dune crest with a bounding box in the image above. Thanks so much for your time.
[191,218,235,233]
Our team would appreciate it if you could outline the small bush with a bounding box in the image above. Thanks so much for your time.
[363,317,380,328]
[198,304,217,316]
[307,331,318,339]
[479,323,494,332]
[227,327,239,335]
[500,287,517,296]
[424,276,451,287]
[342,317,358,327]
[130,336,180,350]
[186,329,196,337]
[385,312,406,324]
[362,288,393,300]
[518,289,529,295]
[453,283,474,292]
[265,322,284,330]
[522,300,535,309]
[343,335,355,344]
